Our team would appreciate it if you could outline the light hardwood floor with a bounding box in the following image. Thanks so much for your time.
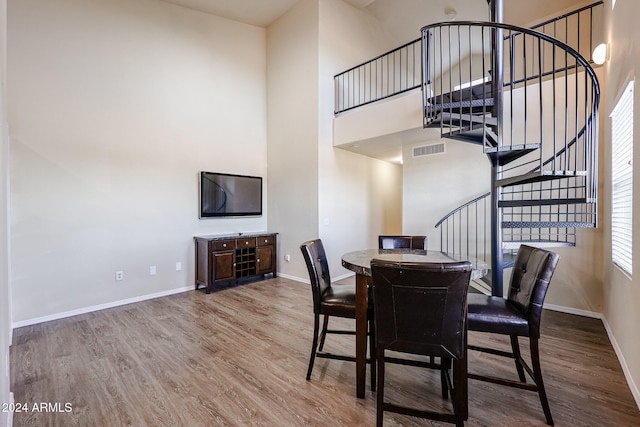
[10,277,640,426]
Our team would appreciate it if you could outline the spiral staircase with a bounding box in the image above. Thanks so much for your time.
[334,1,602,296]
[425,2,600,295]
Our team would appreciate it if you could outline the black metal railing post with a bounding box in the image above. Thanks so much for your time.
[334,38,422,114]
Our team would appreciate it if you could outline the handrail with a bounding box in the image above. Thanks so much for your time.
[433,114,592,231]
[333,37,421,79]
[333,2,603,115]
[506,1,604,64]
[332,3,602,259]
[528,1,603,33]
[427,19,600,259]
[420,20,600,90]
[434,192,490,229]
[334,38,421,114]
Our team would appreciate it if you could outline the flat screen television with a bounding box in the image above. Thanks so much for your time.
[199,171,263,218]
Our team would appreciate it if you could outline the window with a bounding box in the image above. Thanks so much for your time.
[610,80,634,275]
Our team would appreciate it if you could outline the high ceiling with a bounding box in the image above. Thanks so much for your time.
[158,0,590,163]
[159,0,590,42]
[158,0,300,27]
[158,0,489,40]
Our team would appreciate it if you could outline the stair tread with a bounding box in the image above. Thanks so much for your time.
[497,170,587,187]
[484,143,540,153]
[502,240,576,249]
[430,98,494,110]
[440,126,498,145]
[502,221,596,228]
[499,197,590,207]
[440,112,498,126]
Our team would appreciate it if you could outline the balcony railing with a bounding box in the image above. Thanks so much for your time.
[334,38,421,114]
[333,1,603,116]
[526,1,604,64]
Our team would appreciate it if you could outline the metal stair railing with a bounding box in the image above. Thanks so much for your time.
[332,1,603,116]
[334,38,421,114]
[330,3,603,270]
[525,1,604,65]
[434,192,492,268]
[427,21,600,260]
[422,21,599,175]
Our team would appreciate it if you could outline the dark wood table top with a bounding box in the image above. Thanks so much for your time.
[341,248,488,280]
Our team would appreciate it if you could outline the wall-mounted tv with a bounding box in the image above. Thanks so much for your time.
[200,171,263,218]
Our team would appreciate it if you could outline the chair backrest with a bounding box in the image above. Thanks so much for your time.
[378,235,428,250]
[508,245,560,338]
[371,259,472,359]
[300,239,331,314]
[410,235,428,250]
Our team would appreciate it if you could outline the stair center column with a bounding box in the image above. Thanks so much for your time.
[489,0,504,296]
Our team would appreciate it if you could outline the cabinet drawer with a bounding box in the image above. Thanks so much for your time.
[213,239,235,251]
[236,237,256,248]
[257,235,274,246]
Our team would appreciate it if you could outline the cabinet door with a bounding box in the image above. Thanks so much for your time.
[213,251,235,282]
[256,245,273,275]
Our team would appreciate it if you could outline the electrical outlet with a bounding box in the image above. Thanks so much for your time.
[149,266,157,276]
[115,271,124,281]
[285,254,291,262]
[175,262,182,271]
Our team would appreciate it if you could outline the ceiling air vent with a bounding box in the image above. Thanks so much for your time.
[413,142,445,158]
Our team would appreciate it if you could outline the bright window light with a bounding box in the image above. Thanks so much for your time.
[610,80,634,275]
[454,77,488,91]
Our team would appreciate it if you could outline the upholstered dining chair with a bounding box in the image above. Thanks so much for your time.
[378,235,428,250]
[300,239,376,389]
[466,245,560,426]
[371,258,472,427]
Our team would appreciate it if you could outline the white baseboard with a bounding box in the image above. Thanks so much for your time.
[7,275,639,412]
[12,286,192,329]
[546,304,639,410]
[276,271,355,284]
[543,303,603,319]
[602,317,640,410]
[275,272,308,284]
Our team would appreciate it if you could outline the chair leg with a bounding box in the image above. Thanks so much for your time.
[369,318,376,392]
[530,338,554,426]
[451,357,466,427]
[510,335,527,382]
[440,358,451,399]
[376,348,385,427]
[318,315,329,352]
[306,313,320,380]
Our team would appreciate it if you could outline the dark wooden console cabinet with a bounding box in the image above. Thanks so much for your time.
[194,233,277,294]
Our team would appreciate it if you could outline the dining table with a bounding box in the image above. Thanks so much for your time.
[341,248,489,401]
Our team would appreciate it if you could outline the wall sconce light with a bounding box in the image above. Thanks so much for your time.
[592,43,608,65]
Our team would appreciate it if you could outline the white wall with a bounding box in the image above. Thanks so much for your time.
[8,0,268,323]
[333,90,425,147]
[319,0,402,276]
[403,138,490,245]
[267,0,402,281]
[601,0,640,407]
[266,0,320,280]
[1,0,12,423]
